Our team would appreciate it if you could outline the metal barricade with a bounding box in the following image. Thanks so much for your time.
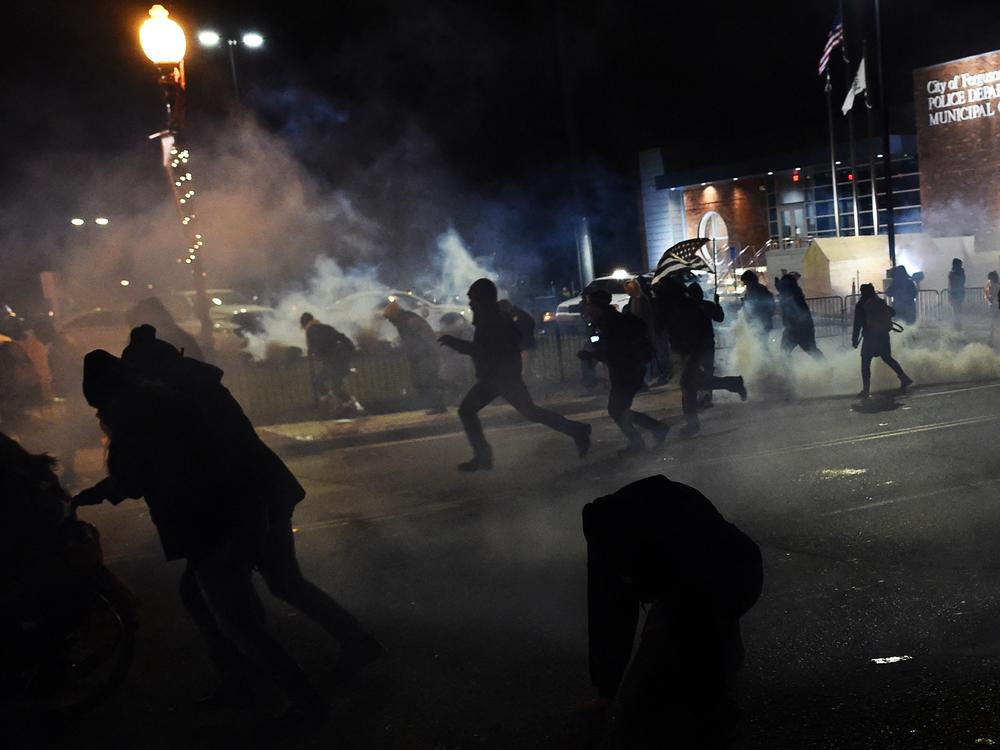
[916,289,941,321]
[804,296,845,341]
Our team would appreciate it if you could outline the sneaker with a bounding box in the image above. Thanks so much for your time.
[734,377,748,402]
[899,375,913,390]
[574,424,592,458]
[650,423,671,446]
[458,455,493,472]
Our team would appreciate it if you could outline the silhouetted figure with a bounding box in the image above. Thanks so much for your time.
[852,283,912,398]
[498,299,536,376]
[384,302,447,414]
[775,272,824,359]
[986,271,1000,346]
[886,265,918,326]
[949,258,966,327]
[579,290,668,456]
[439,278,591,471]
[739,270,775,346]
[687,282,724,409]
[582,475,762,748]
[300,312,362,415]
[625,277,672,384]
[127,297,204,362]
[73,350,332,720]
[119,325,383,707]
[656,278,746,437]
[0,328,43,433]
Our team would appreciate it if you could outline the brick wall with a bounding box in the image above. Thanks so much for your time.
[682,179,770,249]
[914,50,1000,247]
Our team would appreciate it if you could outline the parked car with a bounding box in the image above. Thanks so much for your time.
[553,272,637,330]
[164,289,274,332]
[60,308,131,354]
[327,290,470,337]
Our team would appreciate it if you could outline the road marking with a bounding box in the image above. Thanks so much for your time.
[911,382,1000,399]
[820,477,1000,517]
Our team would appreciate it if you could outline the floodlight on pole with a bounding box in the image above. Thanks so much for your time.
[242,32,264,48]
[198,30,221,47]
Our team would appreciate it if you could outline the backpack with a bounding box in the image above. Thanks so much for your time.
[863,296,894,335]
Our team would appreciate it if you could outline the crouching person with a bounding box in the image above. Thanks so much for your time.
[582,475,762,748]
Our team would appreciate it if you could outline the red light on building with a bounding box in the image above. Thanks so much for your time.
[792,172,800,183]
[848,173,854,181]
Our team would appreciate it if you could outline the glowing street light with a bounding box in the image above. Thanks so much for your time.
[70,218,85,226]
[94,217,110,226]
[138,4,214,356]
[197,27,265,99]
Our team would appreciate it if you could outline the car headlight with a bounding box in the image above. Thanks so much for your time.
[542,311,555,324]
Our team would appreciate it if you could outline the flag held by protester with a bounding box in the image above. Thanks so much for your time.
[841,56,867,114]
[652,238,711,285]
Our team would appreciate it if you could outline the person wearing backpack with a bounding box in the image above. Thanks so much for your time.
[300,312,363,415]
[739,270,775,348]
[579,289,670,456]
[851,284,912,398]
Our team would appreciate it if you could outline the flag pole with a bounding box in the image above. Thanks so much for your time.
[825,69,842,237]
[863,40,879,235]
[841,2,861,236]
[874,0,896,267]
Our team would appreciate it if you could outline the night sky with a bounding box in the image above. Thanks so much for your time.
[3,0,999,300]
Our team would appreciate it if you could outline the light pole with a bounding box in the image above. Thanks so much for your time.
[139,4,214,357]
[197,29,265,102]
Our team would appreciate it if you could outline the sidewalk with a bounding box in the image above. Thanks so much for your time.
[259,382,684,455]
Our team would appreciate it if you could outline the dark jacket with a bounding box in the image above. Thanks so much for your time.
[449,305,522,379]
[886,276,918,324]
[743,282,775,332]
[583,475,762,697]
[305,320,354,363]
[775,276,815,334]
[949,268,966,300]
[591,307,654,383]
[663,293,714,356]
[852,294,896,354]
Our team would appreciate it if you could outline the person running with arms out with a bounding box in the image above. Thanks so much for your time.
[851,283,912,398]
[439,278,591,471]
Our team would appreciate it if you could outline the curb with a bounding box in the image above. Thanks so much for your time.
[259,385,681,456]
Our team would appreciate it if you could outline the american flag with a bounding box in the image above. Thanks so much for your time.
[651,238,711,285]
[818,15,844,76]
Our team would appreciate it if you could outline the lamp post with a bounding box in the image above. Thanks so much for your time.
[197,29,265,102]
[139,4,215,357]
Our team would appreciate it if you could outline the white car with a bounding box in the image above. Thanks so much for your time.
[328,290,470,335]
[165,289,274,331]
[554,273,636,328]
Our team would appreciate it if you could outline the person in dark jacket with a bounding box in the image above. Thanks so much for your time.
[498,299,537,378]
[439,278,591,471]
[886,265,918,326]
[300,312,362,414]
[384,301,447,414]
[624,277,670,383]
[775,272,824,359]
[687,283,724,408]
[581,475,762,748]
[739,270,775,345]
[851,284,912,398]
[949,257,966,327]
[73,349,336,719]
[580,290,669,455]
[656,278,747,437]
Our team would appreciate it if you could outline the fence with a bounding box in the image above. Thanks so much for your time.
[225,289,972,423]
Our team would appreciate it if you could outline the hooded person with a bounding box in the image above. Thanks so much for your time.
[439,278,591,470]
[127,297,204,362]
[851,284,912,398]
[774,272,823,359]
[581,475,762,747]
[579,288,669,455]
[384,301,447,414]
[119,326,383,704]
[299,312,362,415]
[739,270,775,344]
[74,348,344,719]
[655,277,746,437]
[886,265,918,326]
[948,257,966,326]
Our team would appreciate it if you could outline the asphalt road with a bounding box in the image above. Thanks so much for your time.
[22,376,1000,749]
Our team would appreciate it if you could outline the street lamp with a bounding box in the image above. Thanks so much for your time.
[197,28,265,100]
[138,4,214,357]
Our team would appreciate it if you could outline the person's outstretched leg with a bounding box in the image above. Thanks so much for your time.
[257,504,384,673]
[881,354,912,388]
[859,353,873,396]
[457,379,497,470]
[679,354,701,437]
[499,375,591,456]
[608,382,643,454]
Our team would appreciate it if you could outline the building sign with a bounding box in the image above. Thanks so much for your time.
[914,50,1000,242]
